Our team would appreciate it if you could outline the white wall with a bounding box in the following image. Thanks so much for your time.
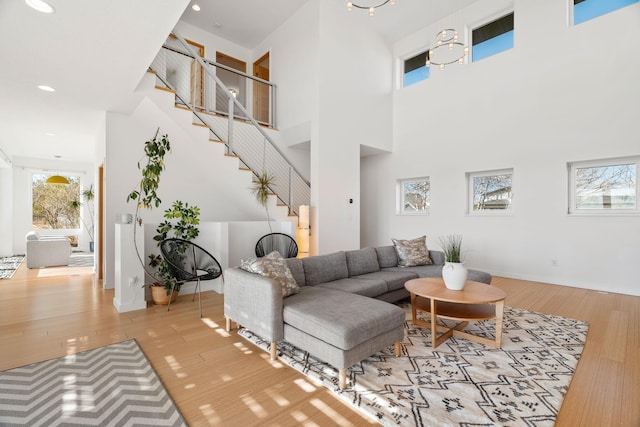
[312,0,393,254]
[0,168,13,257]
[361,0,640,295]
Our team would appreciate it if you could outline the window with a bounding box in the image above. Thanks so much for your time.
[32,173,81,244]
[568,157,638,214]
[403,50,430,87]
[573,0,639,25]
[472,13,514,62]
[397,177,430,215]
[467,169,513,214]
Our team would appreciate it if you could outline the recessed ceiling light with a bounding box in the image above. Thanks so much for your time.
[25,0,55,14]
[37,85,55,92]
[192,4,201,11]
[54,155,62,159]
[46,132,56,136]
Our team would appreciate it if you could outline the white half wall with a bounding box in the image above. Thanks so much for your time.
[362,0,640,295]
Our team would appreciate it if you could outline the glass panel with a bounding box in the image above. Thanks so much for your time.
[404,66,430,87]
[32,174,81,229]
[403,51,430,87]
[472,173,512,211]
[472,30,514,62]
[575,164,636,209]
[402,179,430,214]
[574,0,639,25]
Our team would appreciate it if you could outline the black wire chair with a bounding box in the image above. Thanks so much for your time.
[160,238,222,317]
[255,232,298,258]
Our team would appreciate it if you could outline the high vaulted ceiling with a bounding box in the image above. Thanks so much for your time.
[0,0,479,165]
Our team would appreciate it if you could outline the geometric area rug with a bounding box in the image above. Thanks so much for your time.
[0,255,24,279]
[238,304,589,427]
[0,339,187,427]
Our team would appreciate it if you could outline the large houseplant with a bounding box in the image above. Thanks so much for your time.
[147,200,201,302]
[439,234,468,290]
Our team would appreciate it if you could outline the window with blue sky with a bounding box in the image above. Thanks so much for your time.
[472,13,514,63]
[574,0,639,25]
[403,50,430,87]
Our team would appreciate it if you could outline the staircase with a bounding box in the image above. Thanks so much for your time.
[148,31,310,220]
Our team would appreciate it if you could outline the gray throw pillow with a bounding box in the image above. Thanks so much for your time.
[391,236,433,267]
[239,251,300,297]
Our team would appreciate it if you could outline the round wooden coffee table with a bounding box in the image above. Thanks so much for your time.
[405,278,507,348]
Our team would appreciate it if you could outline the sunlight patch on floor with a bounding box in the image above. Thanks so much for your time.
[198,403,221,424]
[294,378,316,393]
[240,393,268,418]
[291,410,319,426]
[310,398,353,426]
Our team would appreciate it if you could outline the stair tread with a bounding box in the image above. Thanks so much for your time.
[154,86,175,94]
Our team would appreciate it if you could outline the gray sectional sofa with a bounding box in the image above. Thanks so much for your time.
[224,245,492,389]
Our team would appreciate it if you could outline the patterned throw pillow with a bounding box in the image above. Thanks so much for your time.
[391,236,433,267]
[239,251,300,297]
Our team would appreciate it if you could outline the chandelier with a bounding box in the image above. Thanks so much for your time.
[347,0,396,17]
[426,29,469,71]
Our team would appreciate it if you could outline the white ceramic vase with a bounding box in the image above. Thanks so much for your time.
[442,262,468,290]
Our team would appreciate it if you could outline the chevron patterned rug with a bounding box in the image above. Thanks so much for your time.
[239,304,589,426]
[0,339,187,426]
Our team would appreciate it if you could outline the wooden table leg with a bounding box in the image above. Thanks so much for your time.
[410,292,417,324]
[495,299,505,348]
[430,298,437,348]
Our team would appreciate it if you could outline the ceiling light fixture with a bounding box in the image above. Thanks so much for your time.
[426,29,469,71]
[37,85,56,92]
[191,4,201,12]
[346,0,396,17]
[25,0,54,14]
[46,175,70,185]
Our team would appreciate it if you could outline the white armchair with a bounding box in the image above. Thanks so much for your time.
[25,231,71,268]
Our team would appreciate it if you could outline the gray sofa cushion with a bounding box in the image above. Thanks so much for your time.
[283,287,405,350]
[356,270,419,292]
[302,251,349,286]
[345,247,380,276]
[375,246,398,268]
[284,257,305,287]
[316,277,388,298]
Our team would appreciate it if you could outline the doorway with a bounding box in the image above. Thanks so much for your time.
[253,52,270,125]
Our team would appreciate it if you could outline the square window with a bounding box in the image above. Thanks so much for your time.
[467,169,513,214]
[472,13,514,62]
[573,0,639,25]
[403,50,430,87]
[397,177,430,215]
[568,157,638,214]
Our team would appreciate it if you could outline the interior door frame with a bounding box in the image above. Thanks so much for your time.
[253,52,270,125]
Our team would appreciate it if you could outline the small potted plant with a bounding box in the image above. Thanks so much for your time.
[250,170,276,234]
[439,234,468,290]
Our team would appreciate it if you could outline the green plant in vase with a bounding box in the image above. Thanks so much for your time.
[250,170,276,234]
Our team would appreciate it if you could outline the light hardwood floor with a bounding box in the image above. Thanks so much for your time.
[1,264,638,426]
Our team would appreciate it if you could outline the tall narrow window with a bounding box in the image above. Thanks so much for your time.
[403,50,430,87]
[397,177,430,215]
[467,169,514,214]
[568,157,638,214]
[573,0,639,25]
[472,13,514,62]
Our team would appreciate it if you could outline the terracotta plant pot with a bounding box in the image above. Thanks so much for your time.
[151,285,178,305]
